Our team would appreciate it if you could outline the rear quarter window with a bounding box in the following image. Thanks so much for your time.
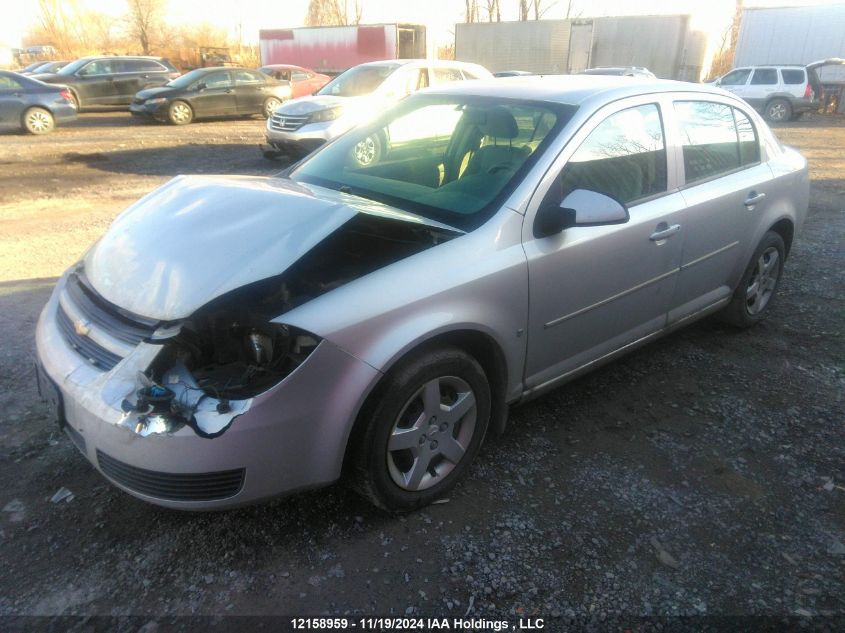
[780,69,805,84]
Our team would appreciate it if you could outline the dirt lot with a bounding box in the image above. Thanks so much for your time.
[0,112,843,625]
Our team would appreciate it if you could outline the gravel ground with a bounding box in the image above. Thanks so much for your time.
[0,111,843,623]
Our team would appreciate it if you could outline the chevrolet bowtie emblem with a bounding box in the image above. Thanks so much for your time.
[74,320,90,337]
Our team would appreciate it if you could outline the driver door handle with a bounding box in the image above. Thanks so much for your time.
[650,223,681,241]
[744,191,766,207]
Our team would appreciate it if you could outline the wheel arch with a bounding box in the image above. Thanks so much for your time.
[769,217,795,257]
[340,327,510,476]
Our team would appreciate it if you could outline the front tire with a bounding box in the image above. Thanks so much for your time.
[352,346,491,512]
[23,107,54,134]
[167,100,193,125]
[765,98,792,123]
[263,97,282,118]
[719,231,785,328]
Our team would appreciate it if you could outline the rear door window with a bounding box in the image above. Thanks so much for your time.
[780,69,805,84]
[674,101,743,183]
[750,69,778,85]
[557,103,667,205]
[202,71,233,89]
[234,70,264,85]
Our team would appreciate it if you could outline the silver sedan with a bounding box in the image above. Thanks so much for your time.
[35,77,808,511]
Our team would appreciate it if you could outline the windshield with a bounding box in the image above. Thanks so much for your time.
[166,68,208,89]
[57,59,90,75]
[317,63,400,97]
[292,95,574,231]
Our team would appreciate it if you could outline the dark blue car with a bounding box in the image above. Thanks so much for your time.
[0,70,77,134]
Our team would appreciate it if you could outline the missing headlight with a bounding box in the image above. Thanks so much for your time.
[150,317,321,400]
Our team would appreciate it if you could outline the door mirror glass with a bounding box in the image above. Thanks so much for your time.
[534,189,628,238]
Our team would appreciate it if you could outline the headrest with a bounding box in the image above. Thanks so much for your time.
[472,106,519,139]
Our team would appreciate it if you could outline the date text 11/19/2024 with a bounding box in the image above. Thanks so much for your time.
[291,617,545,631]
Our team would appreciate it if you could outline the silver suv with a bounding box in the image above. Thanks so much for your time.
[36,77,808,511]
[265,59,492,163]
[714,59,844,122]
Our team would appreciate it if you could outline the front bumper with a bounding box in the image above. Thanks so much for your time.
[35,274,381,510]
[129,101,167,121]
[264,117,352,155]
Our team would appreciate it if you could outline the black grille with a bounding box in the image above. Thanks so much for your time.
[66,273,158,345]
[56,307,122,370]
[97,450,245,502]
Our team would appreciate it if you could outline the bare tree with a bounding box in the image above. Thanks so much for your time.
[532,0,555,19]
[464,0,480,23]
[483,0,500,22]
[305,0,362,26]
[125,0,166,55]
[518,0,529,21]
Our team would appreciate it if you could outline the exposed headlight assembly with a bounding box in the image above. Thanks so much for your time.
[155,319,321,401]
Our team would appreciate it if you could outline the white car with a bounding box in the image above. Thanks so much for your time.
[713,59,844,122]
[265,59,492,165]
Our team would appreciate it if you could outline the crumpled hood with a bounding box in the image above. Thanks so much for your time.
[84,175,359,321]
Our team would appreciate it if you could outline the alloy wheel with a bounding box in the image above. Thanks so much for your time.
[768,102,787,122]
[353,135,378,166]
[745,246,780,315]
[386,376,477,491]
[264,98,281,118]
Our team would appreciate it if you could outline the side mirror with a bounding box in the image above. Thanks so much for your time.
[534,189,629,238]
[195,82,207,91]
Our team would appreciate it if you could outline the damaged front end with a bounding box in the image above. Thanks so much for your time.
[57,211,459,440]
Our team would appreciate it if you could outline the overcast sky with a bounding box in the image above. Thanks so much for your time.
[3,0,842,49]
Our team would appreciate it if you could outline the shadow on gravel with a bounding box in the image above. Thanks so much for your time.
[65,144,292,177]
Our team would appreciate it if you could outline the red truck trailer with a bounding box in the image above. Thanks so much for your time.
[258,23,426,75]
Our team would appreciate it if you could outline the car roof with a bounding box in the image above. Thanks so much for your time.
[420,75,736,107]
[261,64,306,70]
[75,55,167,61]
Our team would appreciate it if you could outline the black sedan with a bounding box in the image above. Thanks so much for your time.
[0,71,77,134]
[130,67,292,125]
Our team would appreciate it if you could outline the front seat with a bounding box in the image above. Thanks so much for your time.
[464,106,530,176]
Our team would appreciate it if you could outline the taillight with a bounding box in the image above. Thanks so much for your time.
[804,83,813,99]
[59,89,73,103]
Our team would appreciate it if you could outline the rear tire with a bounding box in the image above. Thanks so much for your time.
[718,231,785,328]
[765,98,792,123]
[167,100,193,125]
[351,346,491,512]
[22,107,54,135]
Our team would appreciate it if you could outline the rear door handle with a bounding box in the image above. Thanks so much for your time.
[650,223,681,241]
[744,191,766,207]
